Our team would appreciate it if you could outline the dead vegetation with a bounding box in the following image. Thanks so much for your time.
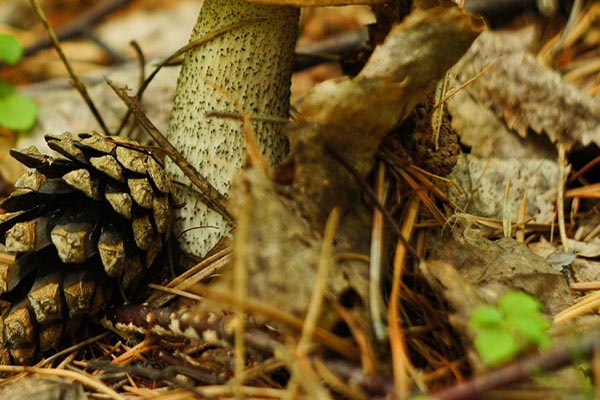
[1,1,600,399]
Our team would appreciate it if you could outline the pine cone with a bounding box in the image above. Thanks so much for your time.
[0,132,173,364]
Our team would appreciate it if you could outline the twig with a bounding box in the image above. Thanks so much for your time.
[187,285,360,360]
[389,195,420,398]
[88,360,218,398]
[430,332,600,400]
[313,358,369,400]
[298,207,341,354]
[106,79,233,221]
[516,194,528,243]
[558,145,570,252]
[554,291,600,324]
[29,0,110,134]
[21,0,132,59]
[39,332,110,367]
[369,163,388,342]
[231,172,251,394]
[325,145,421,261]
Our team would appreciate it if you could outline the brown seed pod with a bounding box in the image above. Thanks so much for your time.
[0,131,173,364]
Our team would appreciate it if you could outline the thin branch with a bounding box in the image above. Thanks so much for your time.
[106,80,233,221]
[29,0,110,134]
[21,0,132,59]
[325,145,422,261]
[431,332,600,400]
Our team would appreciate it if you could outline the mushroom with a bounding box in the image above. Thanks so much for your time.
[166,0,380,258]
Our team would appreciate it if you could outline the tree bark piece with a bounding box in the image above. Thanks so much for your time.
[166,0,299,258]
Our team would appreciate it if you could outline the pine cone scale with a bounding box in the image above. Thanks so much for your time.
[0,131,173,363]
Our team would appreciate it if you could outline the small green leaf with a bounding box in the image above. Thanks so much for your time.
[500,291,542,315]
[508,314,547,342]
[474,327,520,365]
[0,34,23,65]
[0,79,15,97]
[468,305,503,330]
[0,93,38,131]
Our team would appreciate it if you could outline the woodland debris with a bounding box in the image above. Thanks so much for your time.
[427,230,573,316]
[454,29,600,149]
[421,230,573,372]
[0,132,173,364]
[448,89,557,160]
[290,7,483,228]
[448,156,559,223]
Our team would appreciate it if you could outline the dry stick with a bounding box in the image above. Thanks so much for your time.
[188,284,359,361]
[392,164,447,223]
[325,145,421,261]
[570,281,600,291]
[313,358,369,400]
[554,291,600,324]
[29,0,110,135]
[129,41,146,96]
[125,40,147,139]
[115,19,266,136]
[231,179,251,395]
[87,360,215,399]
[281,208,340,400]
[502,180,512,238]
[558,145,570,252]
[430,332,600,400]
[370,163,388,342]
[21,0,131,59]
[389,195,420,398]
[516,194,528,243]
[298,207,341,354]
[107,80,233,221]
[146,248,231,306]
[334,304,377,376]
[39,332,110,367]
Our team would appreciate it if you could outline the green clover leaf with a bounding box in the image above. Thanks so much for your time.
[0,33,23,65]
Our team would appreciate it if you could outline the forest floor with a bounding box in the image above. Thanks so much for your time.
[1,1,600,399]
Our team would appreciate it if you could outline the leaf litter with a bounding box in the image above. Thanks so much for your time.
[2,1,600,399]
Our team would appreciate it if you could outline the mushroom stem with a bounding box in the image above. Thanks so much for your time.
[166,0,299,257]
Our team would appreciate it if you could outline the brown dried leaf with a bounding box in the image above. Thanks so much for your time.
[456,30,600,149]
[428,229,573,316]
[290,7,482,227]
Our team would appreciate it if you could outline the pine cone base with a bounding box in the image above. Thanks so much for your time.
[0,132,173,364]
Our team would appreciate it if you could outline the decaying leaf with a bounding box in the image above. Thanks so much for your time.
[427,227,573,316]
[448,156,559,223]
[227,167,370,332]
[290,7,482,227]
[455,30,600,149]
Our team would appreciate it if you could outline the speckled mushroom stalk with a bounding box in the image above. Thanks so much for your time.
[166,0,299,258]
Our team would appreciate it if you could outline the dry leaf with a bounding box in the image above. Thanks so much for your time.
[456,30,600,149]
[428,229,572,316]
[290,7,482,227]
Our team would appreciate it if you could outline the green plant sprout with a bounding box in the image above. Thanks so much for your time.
[468,291,552,366]
[0,33,38,131]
